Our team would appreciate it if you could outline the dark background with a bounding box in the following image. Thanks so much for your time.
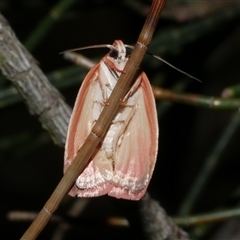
[1,1,240,239]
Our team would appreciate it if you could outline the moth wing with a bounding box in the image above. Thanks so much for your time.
[64,64,113,197]
[109,72,158,200]
[64,64,99,163]
[65,68,158,200]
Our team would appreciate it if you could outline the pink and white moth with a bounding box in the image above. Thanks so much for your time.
[64,40,158,200]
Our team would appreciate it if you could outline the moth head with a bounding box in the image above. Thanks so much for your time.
[109,40,129,62]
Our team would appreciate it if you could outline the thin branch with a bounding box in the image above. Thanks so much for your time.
[222,84,240,98]
[149,4,240,56]
[153,87,240,109]
[162,1,240,22]
[123,0,239,22]
[175,208,240,227]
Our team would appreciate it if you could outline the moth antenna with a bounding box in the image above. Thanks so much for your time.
[125,44,201,83]
[61,43,200,82]
[60,44,115,54]
[148,53,201,82]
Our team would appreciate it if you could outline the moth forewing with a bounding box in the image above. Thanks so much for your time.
[64,64,100,164]
[64,40,158,200]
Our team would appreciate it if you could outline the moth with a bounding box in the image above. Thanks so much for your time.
[64,40,158,200]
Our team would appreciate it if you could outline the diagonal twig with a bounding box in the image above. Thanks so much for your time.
[18,0,166,239]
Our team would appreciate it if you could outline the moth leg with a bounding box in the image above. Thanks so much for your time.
[121,75,142,104]
[98,61,116,104]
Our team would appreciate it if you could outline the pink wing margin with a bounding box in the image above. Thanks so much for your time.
[64,69,158,200]
[64,64,99,166]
